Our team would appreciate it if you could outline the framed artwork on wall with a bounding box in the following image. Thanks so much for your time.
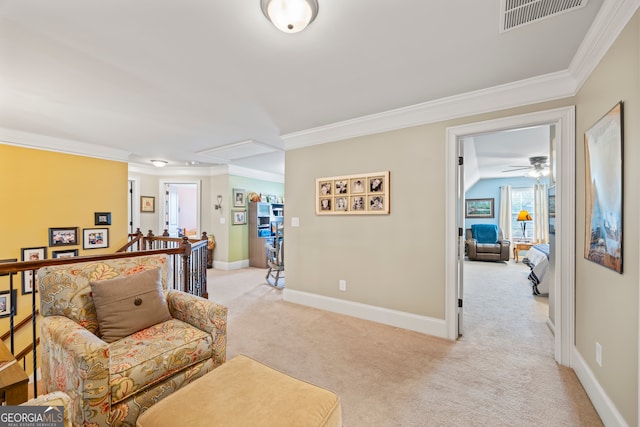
[94,212,112,225]
[315,171,390,215]
[53,249,79,258]
[21,246,47,294]
[141,196,155,213]
[48,227,79,246]
[465,198,494,218]
[233,189,246,207]
[232,210,247,225]
[584,101,623,273]
[83,228,109,249]
[0,289,16,318]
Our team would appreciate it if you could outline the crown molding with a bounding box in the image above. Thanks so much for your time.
[569,0,640,90]
[127,163,285,182]
[0,127,130,162]
[283,0,638,151]
[282,70,576,150]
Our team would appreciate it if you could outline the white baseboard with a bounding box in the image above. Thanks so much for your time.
[572,347,628,427]
[546,317,555,335]
[283,289,449,339]
[213,259,249,270]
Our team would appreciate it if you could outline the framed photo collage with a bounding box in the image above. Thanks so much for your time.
[315,171,390,215]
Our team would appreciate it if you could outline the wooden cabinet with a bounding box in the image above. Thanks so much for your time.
[249,202,283,268]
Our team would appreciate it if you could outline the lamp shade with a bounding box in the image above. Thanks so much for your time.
[517,210,532,221]
[261,0,319,33]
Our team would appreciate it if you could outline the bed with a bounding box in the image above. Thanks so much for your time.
[523,243,550,296]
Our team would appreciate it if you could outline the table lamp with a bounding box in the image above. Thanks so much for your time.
[517,210,532,240]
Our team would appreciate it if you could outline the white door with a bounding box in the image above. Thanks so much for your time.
[159,181,201,237]
[168,186,179,236]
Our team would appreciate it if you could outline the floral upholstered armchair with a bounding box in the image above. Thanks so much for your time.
[37,254,227,426]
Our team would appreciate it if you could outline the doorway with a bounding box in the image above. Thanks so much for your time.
[445,106,576,367]
[159,181,201,237]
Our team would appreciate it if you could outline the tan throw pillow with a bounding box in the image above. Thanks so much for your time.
[90,267,171,343]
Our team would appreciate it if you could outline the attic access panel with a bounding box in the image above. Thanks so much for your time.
[500,0,588,32]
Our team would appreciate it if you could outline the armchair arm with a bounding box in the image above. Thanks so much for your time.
[499,240,511,259]
[21,391,74,427]
[465,238,478,258]
[167,290,228,365]
[40,316,110,426]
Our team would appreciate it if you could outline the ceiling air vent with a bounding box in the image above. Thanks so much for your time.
[500,0,589,32]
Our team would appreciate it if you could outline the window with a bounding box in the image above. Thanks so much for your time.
[511,187,534,240]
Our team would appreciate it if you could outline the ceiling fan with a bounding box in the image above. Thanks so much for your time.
[502,156,550,177]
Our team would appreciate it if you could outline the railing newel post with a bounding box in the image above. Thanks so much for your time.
[179,236,192,294]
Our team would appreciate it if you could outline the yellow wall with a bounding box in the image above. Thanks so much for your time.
[0,144,128,374]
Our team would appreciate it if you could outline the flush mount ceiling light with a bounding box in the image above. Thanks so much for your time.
[260,0,319,33]
[150,160,168,168]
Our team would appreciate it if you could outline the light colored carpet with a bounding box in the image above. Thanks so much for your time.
[208,260,602,427]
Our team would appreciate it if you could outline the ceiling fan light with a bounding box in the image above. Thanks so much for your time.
[262,0,318,33]
[528,169,540,177]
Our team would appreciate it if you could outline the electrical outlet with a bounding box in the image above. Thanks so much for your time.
[595,342,602,367]
[339,280,346,291]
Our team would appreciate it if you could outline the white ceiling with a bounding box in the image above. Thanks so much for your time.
[0,0,609,176]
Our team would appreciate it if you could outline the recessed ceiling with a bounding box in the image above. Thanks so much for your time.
[198,140,280,162]
[0,0,606,176]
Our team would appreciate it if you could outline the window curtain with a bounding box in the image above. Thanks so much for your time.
[533,183,549,243]
[499,185,512,241]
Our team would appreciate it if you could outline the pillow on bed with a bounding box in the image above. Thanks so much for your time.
[90,267,171,343]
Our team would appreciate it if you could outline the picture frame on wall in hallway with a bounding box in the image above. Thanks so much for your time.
[83,228,109,249]
[21,246,47,294]
[584,101,623,274]
[233,188,245,207]
[0,289,16,318]
[315,171,390,215]
[232,210,247,225]
[94,212,112,225]
[48,227,79,246]
[465,198,494,218]
[141,196,155,213]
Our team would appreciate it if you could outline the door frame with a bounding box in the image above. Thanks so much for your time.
[158,180,202,237]
[128,178,140,234]
[445,106,575,367]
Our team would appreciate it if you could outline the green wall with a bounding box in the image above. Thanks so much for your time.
[227,175,284,262]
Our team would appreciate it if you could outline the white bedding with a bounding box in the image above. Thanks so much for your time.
[523,244,549,295]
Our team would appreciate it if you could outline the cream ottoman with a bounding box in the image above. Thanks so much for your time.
[136,355,342,427]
